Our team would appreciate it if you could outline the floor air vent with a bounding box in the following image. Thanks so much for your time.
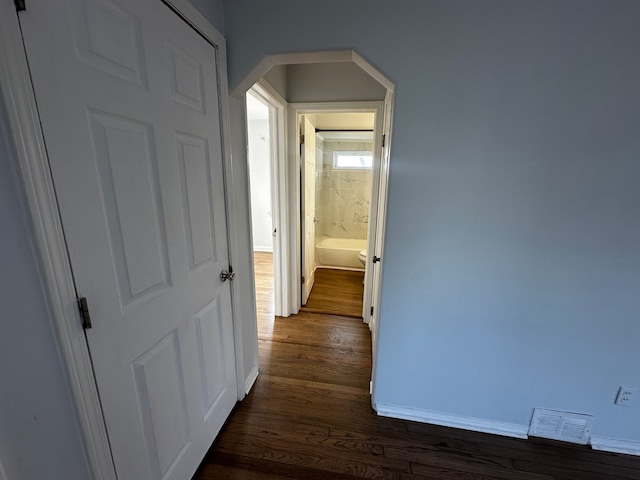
[528,408,593,445]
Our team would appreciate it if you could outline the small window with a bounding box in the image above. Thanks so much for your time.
[333,151,373,169]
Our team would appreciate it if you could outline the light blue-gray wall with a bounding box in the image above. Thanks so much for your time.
[287,63,387,103]
[189,0,225,34]
[261,63,387,103]
[0,103,91,478]
[262,65,287,100]
[223,0,640,442]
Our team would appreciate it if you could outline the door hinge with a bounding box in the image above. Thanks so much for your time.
[15,0,26,11]
[382,134,386,148]
[370,306,374,316]
[77,296,92,329]
[300,134,305,144]
[301,276,305,285]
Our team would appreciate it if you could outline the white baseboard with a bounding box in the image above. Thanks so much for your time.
[375,403,640,457]
[244,366,260,395]
[253,246,273,253]
[375,403,529,439]
[590,436,640,456]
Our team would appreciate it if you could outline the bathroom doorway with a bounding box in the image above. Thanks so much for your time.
[299,111,377,319]
[293,103,384,323]
[245,98,385,322]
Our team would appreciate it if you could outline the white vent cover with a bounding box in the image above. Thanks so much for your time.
[528,408,594,445]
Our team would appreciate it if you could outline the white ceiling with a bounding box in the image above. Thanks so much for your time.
[314,112,375,130]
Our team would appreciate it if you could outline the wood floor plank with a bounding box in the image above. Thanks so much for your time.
[195,463,291,480]
[302,268,365,318]
[205,451,369,480]
[191,252,640,479]
[409,462,546,480]
[259,342,372,388]
[259,375,369,397]
[216,434,412,479]
[385,445,555,480]
[219,419,413,468]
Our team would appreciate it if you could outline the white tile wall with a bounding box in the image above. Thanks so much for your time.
[314,140,373,241]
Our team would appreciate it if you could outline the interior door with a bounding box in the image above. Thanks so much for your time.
[301,115,317,304]
[369,96,393,344]
[19,1,237,479]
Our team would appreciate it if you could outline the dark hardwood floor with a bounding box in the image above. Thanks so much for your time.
[301,267,365,318]
[192,252,640,479]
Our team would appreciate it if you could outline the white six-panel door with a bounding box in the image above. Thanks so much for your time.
[19,1,237,479]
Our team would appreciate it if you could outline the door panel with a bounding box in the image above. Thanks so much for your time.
[176,133,218,269]
[72,0,147,87]
[301,116,316,304]
[194,297,231,417]
[89,111,171,303]
[132,331,190,478]
[167,43,206,112]
[19,1,236,479]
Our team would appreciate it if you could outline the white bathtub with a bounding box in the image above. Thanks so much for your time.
[315,237,367,270]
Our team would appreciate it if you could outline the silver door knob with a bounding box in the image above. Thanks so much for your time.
[220,269,235,282]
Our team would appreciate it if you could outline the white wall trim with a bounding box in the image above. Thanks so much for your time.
[368,91,394,407]
[376,404,640,456]
[231,53,395,321]
[256,78,288,108]
[231,51,351,98]
[351,51,395,93]
[244,366,260,395]
[250,81,290,317]
[231,50,394,98]
[253,246,274,253]
[362,103,385,323]
[288,101,385,317]
[375,403,529,439]
[590,436,640,456]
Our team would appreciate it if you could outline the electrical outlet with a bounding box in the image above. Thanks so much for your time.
[615,386,636,406]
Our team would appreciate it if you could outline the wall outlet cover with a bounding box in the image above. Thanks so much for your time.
[615,386,636,406]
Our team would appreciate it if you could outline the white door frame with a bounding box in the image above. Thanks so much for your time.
[246,82,290,317]
[288,102,384,317]
[370,90,394,399]
[0,1,242,478]
[228,49,395,346]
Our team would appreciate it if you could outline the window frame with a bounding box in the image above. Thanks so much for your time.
[332,150,373,170]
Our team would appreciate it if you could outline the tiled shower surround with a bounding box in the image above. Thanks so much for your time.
[315,139,373,241]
